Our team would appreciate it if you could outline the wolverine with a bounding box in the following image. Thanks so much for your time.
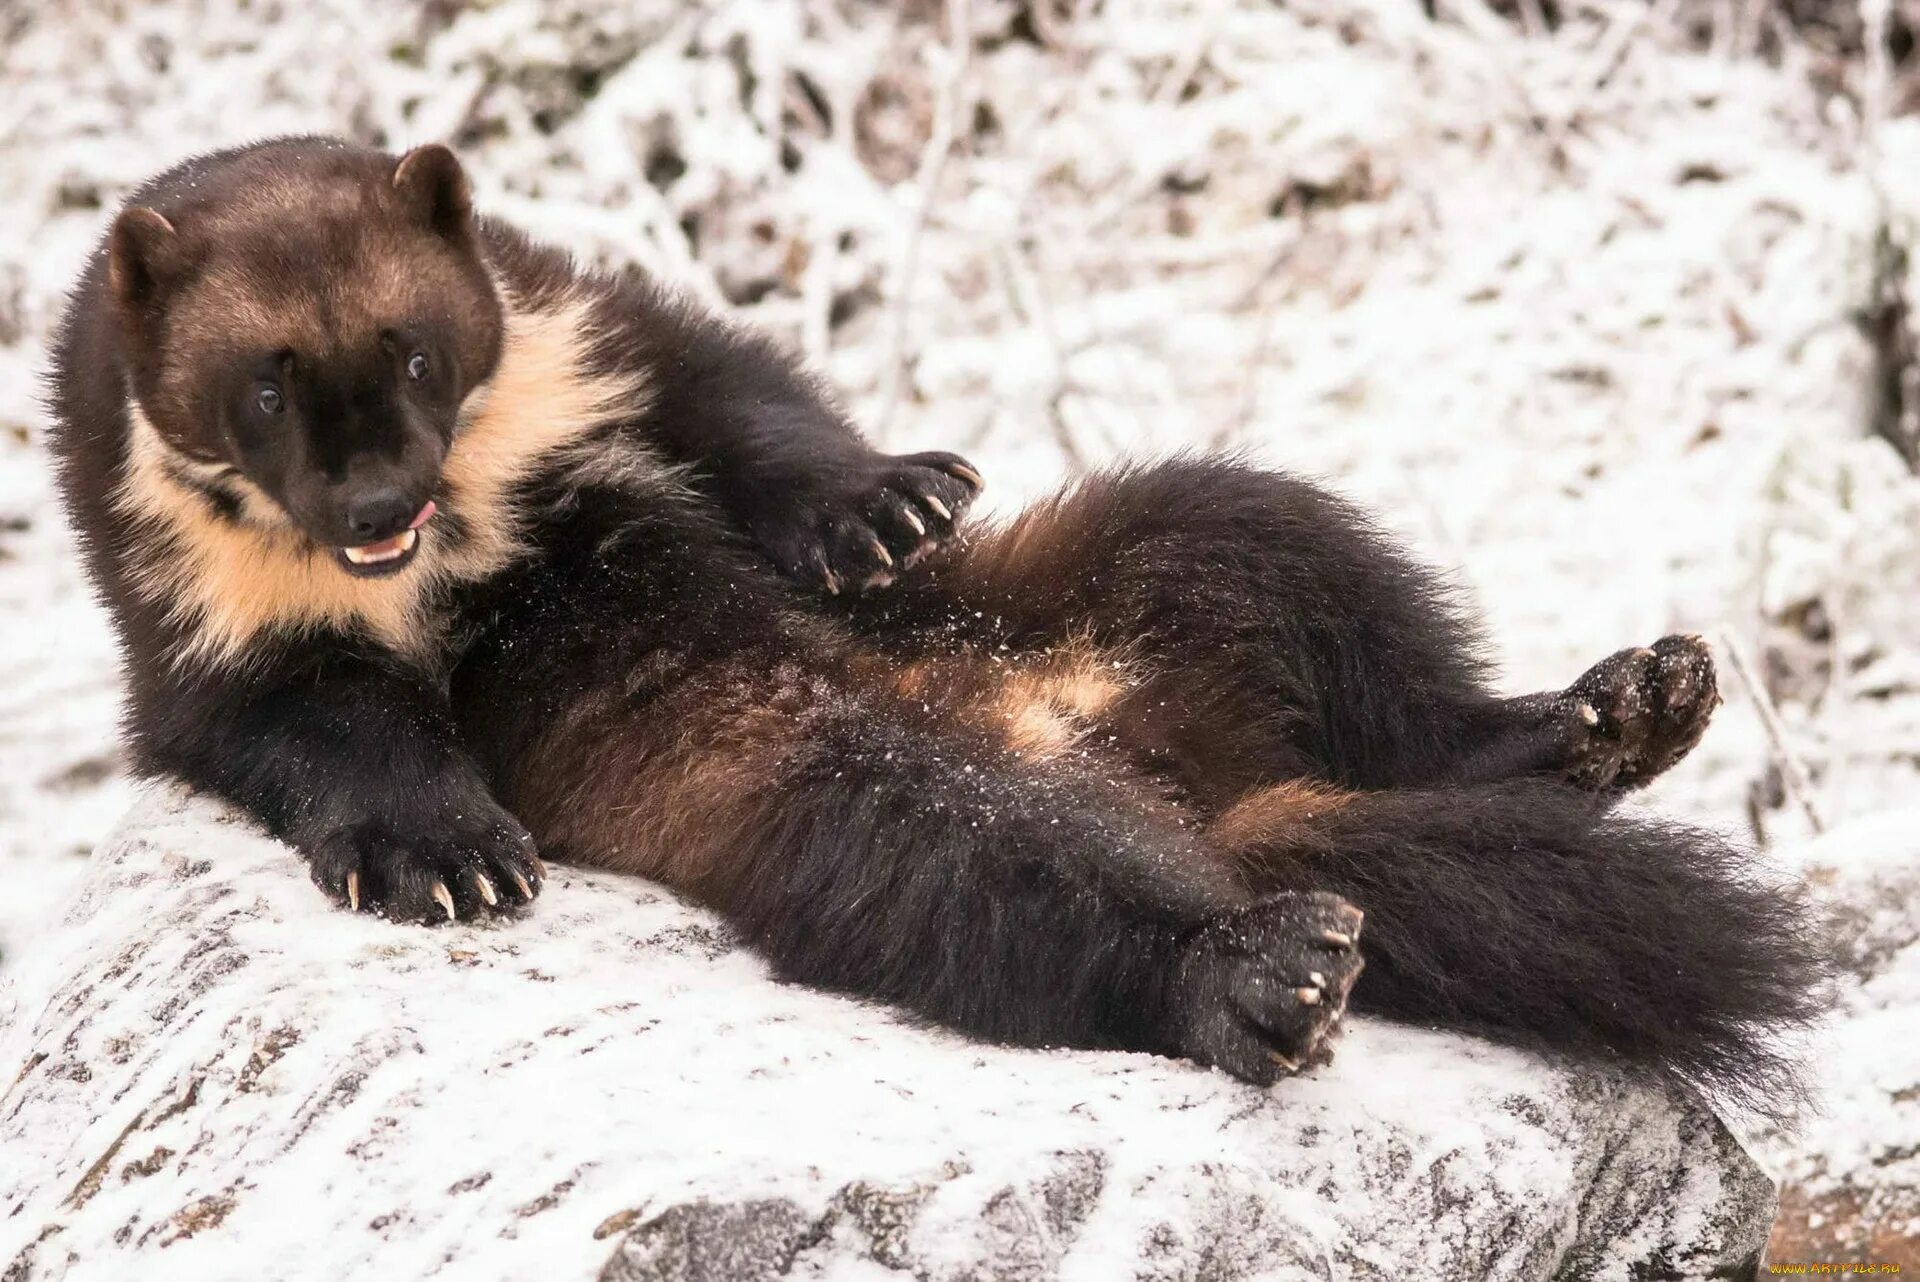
[49,137,1818,1110]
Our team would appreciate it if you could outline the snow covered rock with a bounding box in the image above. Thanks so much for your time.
[0,788,1777,1280]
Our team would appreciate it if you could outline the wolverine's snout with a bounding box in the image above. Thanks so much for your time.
[343,485,420,545]
[334,497,436,577]
[287,421,449,573]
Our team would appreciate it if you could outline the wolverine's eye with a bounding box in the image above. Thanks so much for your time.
[406,352,430,381]
[255,385,284,416]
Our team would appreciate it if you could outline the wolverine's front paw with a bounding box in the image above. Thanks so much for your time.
[1562,633,1720,790]
[303,801,544,924]
[754,452,982,594]
[1173,892,1365,1085]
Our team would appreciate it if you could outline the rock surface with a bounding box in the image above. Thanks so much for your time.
[0,789,1776,1280]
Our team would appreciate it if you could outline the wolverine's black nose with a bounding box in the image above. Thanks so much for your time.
[342,488,416,544]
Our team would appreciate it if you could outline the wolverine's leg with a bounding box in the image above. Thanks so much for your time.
[1481,634,1720,790]
[482,657,1364,1081]
[514,660,1367,1082]
[1205,778,1822,1116]
[848,457,1716,804]
[448,516,1363,1082]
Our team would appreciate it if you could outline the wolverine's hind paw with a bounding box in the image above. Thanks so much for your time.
[753,452,982,594]
[1173,892,1365,1086]
[304,803,544,924]
[1562,633,1720,790]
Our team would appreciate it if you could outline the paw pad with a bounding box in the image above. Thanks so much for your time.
[308,805,545,924]
[1562,634,1720,790]
[764,452,983,595]
[1174,891,1366,1085]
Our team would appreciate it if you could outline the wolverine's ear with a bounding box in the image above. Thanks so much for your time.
[391,144,475,244]
[107,207,187,313]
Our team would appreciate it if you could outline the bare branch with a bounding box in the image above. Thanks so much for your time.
[875,0,972,441]
[1720,630,1827,835]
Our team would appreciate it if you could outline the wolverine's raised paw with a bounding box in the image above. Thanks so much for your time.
[753,452,982,594]
[1562,633,1721,790]
[304,805,544,924]
[1173,892,1365,1086]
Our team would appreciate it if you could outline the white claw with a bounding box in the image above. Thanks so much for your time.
[901,508,926,536]
[1296,986,1322,1005]
[1322,930,1353,949]
[868,538,894,568]
[1577,701,1600,726]
[474,873,498,907]
[1268,1051,1303,1072]
[431,881,456,921]
[1308,971,1325,987]
[346,871,361,912]
[511,872,534,900]
[922,495,951,521]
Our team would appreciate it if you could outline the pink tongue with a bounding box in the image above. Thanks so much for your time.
[409,500,437,530]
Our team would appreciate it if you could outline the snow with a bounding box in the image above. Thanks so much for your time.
[1,0,1917,1263]
[0,788,1773,1279]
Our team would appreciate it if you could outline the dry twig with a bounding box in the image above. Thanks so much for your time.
[1720,629,1827,835]
[876,0,973,440]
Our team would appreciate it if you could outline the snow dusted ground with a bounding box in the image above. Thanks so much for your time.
[0,788,1776,1279]
[1,0,1916,1261]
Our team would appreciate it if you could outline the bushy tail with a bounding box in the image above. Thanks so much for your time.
[1215,780,1829,1123]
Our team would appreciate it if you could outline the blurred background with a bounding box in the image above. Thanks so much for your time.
[1,0,1916,1260]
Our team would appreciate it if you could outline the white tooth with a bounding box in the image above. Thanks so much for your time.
[342,529,418,566]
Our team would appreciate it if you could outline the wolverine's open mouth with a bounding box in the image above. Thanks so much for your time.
[335,502,436,579]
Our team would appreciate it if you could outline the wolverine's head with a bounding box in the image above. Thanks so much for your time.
[105,139,503,578]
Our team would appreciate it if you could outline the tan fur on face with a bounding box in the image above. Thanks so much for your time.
[150,183,489,440]
[116,293,652,668]
[162,261,329,383]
